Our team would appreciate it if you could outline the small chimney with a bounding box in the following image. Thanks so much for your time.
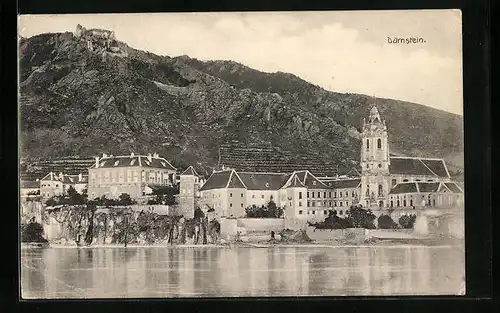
[95,156,100,168]
[103,153,107,158]
[147,153,152,162]
[36,178,39,182]
[78,173,83,181]
[59,172,64,180]
[131,152,135,157]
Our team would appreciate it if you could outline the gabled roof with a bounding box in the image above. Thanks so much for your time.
[62,174,88,184]
[416,182,440,193]
[284,173,306,189]
[389,182,418,194]
[420,159,450,177]
[89,155,176,170]
[40,172,62,182]
[389,157,450,178]
[199,170,233,191]
[237,172,289,190]
[444,182,463,193]
[226,171,247,189]
[324,178,361,189]
[181,166,199,176]
[295,170,328,189]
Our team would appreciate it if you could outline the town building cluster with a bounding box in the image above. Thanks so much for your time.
[20,105,464,223]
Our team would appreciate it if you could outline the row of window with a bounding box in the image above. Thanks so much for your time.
[41,183,60,188]
[304,191,356,199]
[298,209,345,215]
[389,195,461,207]
[225,191,357,200]
[91,170,173,185]
[306,201,350,207]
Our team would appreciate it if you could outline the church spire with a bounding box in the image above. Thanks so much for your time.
[368,104,381,124]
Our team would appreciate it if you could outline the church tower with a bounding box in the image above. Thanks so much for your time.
[360,105,390,208]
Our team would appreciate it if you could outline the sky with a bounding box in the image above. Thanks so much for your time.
[18,10,463,115]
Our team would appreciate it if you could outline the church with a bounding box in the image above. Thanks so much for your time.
[183,104,463,222]
[359,105,463,209]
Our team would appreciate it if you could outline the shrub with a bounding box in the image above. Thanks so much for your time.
[345,205,376,229]
[377,214,399,229]
[21,221,48,243]
[311,210,352,230]
[245,200,284,218]
[399,214,417,229]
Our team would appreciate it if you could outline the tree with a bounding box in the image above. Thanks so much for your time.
[377,214,399,229]
[399,214,417,229]
[118,193,134,206]
[21,221,48,243]
[310,210,352,230]
[194,207,205,219]
[244,201,284,218]
[345,205,376,229]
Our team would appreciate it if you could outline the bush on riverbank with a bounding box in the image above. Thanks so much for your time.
[245,200,284,218]
[399,214,417,229]
[21,221,48,243]
[310,205,376,230]
[377,214,399,229]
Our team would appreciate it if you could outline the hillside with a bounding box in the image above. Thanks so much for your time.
[18,27,464,179]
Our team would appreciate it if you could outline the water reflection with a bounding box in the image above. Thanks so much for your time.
[20,244,465,298]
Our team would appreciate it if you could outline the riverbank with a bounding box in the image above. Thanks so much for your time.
[23,238,464,249]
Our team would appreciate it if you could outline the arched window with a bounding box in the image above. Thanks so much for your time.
[403,179,409,182]
[397,200,400,207]
[378,184,383,196]
[390,200,394,207]
[366,185,370,196]
[366,139,370,150]
[377,138,382,149]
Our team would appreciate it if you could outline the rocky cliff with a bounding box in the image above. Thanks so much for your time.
[18,28,464,178]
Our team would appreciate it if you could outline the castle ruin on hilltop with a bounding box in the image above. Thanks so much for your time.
[74,24,128,58]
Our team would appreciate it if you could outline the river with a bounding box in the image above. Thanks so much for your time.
[21,244,465,298]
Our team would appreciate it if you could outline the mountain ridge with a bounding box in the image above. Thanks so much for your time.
[18,29,464,179]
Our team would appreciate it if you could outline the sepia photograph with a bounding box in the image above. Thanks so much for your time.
[18,10,465,299]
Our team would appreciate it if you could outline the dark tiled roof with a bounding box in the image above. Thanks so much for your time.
[181,166,198,176]
[420,159,450,177]
[298,171,328,189]
[389,157,449,178]
[199,170,232,191]
[237,172,289,190]
[444,182,463,193]
[142,157,176,170]
[417,182,440,193]
[227,171,246,189]
[389,182,418,194]
[285,174,306,188]
[90,155,176,170]
[324,178,361,189]
[20,181,39,189]
[62,174,88,184]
